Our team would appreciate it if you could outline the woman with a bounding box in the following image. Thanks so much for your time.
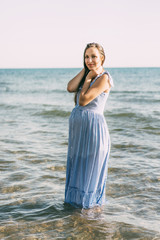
[65,43,114,209]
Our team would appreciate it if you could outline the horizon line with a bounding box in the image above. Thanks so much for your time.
[0,66,160,70]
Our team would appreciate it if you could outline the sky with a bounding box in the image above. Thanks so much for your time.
[0,0,160,68]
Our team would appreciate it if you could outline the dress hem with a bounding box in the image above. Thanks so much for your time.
[65,184,107,209]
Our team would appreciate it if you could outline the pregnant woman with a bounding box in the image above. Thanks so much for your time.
[65,42,114,209]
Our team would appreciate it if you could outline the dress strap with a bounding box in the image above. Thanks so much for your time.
[90,75,100,86]
[90,71,114,87]
[103,71,114,87]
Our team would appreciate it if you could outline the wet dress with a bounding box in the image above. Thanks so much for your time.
[65,71,114,208]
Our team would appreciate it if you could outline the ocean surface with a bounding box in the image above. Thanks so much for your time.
[0,68,160,240]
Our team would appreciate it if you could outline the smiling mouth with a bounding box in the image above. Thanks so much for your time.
[88,64,94,67]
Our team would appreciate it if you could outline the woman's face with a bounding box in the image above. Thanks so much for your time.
[84,47,103,71]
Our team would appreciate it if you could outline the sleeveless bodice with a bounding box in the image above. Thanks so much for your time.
[74,71,114,115]
[76,91,109,115]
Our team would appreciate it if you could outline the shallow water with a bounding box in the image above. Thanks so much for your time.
[0,68,160,239]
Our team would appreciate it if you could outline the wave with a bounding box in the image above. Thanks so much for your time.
[0,88,67,94]
[0,103,18,109]
[33,109,71,118]
[113,90,160,93]
[106,112,136,118]
[106,111,160,123]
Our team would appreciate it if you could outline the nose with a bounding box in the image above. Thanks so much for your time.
[88,57,92,63]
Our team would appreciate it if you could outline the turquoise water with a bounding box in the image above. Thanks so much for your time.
[0,68,160,239]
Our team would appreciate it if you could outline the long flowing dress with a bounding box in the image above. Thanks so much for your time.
[65,71,114,209]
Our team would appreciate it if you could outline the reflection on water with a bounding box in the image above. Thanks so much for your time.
[0,68,160,239]
[0,202,159,239]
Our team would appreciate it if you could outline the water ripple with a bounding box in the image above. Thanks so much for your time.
[0,68,160,239]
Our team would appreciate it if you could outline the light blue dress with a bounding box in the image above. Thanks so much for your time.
[65,71,114,208]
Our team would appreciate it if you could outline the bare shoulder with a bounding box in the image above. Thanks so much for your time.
[97,72,109,82]
[93,73,111,92]
[101,72,109,80]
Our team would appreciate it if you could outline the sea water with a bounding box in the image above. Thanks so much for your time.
[0,68,160,239]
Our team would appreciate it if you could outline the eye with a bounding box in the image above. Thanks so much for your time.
[85,55,89,59]
[92,55,97,58]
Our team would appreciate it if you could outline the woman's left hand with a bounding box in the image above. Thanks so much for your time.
[86,70,98,80]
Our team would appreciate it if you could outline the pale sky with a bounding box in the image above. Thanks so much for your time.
[0,0,160,68]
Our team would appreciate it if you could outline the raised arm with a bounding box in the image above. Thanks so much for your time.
[79,72,111,106]
[67,68,85,93]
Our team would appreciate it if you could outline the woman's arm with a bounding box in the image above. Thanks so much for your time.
[79,73,111,106]
[67,68,85,92]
